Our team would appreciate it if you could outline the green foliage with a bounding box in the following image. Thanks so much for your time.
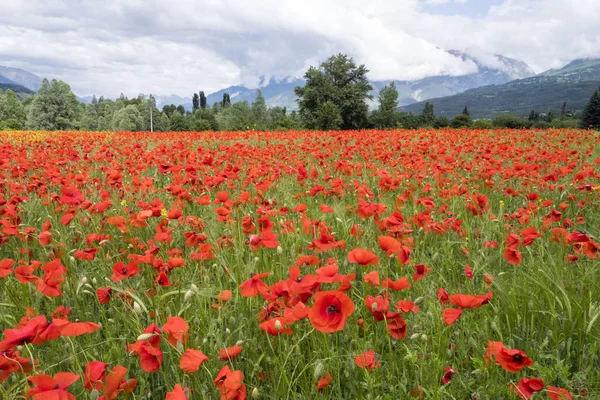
[192,93,199,111]
[419,102,435,127]
[493,114,532,129]
[199,91,207,109]
[0,89,26,129]
[433,115,450,128]
[216,101,252,131]
[111,105,143,131]
[295,54,372,130]
[169,111,189,131]
[251,90,269,130]
[450,113,472,128]
[222,93,231,108]
[371,82,400,129]
[581,88,600,129]
[26,79,81,130]
[472,119,494,129]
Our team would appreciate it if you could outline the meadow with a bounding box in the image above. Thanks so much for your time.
[0,128,599,399]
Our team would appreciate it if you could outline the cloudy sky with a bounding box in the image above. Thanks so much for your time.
[1,0,599,98]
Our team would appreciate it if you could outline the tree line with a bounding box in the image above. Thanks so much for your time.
[0,54,598,131]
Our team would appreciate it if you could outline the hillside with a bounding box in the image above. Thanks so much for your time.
[402,59,600,118]
[0,82,34,98]
[0,66,42,92]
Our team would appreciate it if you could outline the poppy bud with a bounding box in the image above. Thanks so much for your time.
[420,334,427,342]
[236,340,244,346]
[81,277,88,284]
[184,290,193,301]
[69,256,76,264]
[92,278,97,285]
[410,333,420,341]
[191,284,199,293]
[254,257,260,262]
[225,328,231,335]
[177,341,184,353]
[414,297,424,305]
[276,246,283,254]
[274,320,282,332]
[137,333,154,341]
[314,362,325,379]
[133,302,142,314]
[90,390,100,400]
[252,388,260,399]
[371,302,378,312]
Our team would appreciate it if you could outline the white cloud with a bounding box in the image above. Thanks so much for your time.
[0,0,598,97]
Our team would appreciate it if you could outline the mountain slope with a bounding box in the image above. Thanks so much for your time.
[0,82,35,98]
[0,66,42,92]
[401,59,600,118]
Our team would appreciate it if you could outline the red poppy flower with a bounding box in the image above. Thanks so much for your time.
[316,372,332,390]
[180,349,210,373]
[110,261,140,282]
[354,350,381,371]
[163,316,189,346]
[381,277,411,291]
[509,377,545,399]
[308,290,355,333]
[504,248,523,265]
[0,258,14,278]
[219,345,243,361]
[166,384,189,400]
[27,372,80,399]
[547,386,572,400]
[363,271,380,286]
[485,341,533,372]
[347,248,379,266]
[239,272,269,297]
[412,264,431,281]
[441,366,457,385]
[386,315,407,339]
[442,308,463,326]
[83,361,107,392]
[214,366,246,400]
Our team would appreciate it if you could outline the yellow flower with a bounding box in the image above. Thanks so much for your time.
[161,208,168,217]
[120,199,127,206]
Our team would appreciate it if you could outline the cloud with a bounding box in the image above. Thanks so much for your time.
[0,0,598,97]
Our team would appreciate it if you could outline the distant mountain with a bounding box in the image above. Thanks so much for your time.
[401,58,600,118]
[0,82,34,98]
[199,51,535,111]
[0,66,42,92]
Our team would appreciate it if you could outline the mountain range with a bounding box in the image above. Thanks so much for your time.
[401,58,600,118]
[0,66,41,97]
[1,51,599,119]
[159,50,536,111]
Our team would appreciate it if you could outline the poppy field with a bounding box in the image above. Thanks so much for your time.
[1,128,599,399]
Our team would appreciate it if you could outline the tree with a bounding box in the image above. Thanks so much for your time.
[528,110,536,121]
[199,91,207,109]
[111,105,143,131]
[462,105,470,117]
[192,93,200,111]
[251,90,268,129]
[222,93,231,108]
[169,111,189,131]
[26,79,81,130]
[371,82,399,129]
[419,102,435,127]
[295,54,373,130]
[216,101,252,131]
[0,89,26,128]
[450,113,472,128]
[581,88,600,129]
